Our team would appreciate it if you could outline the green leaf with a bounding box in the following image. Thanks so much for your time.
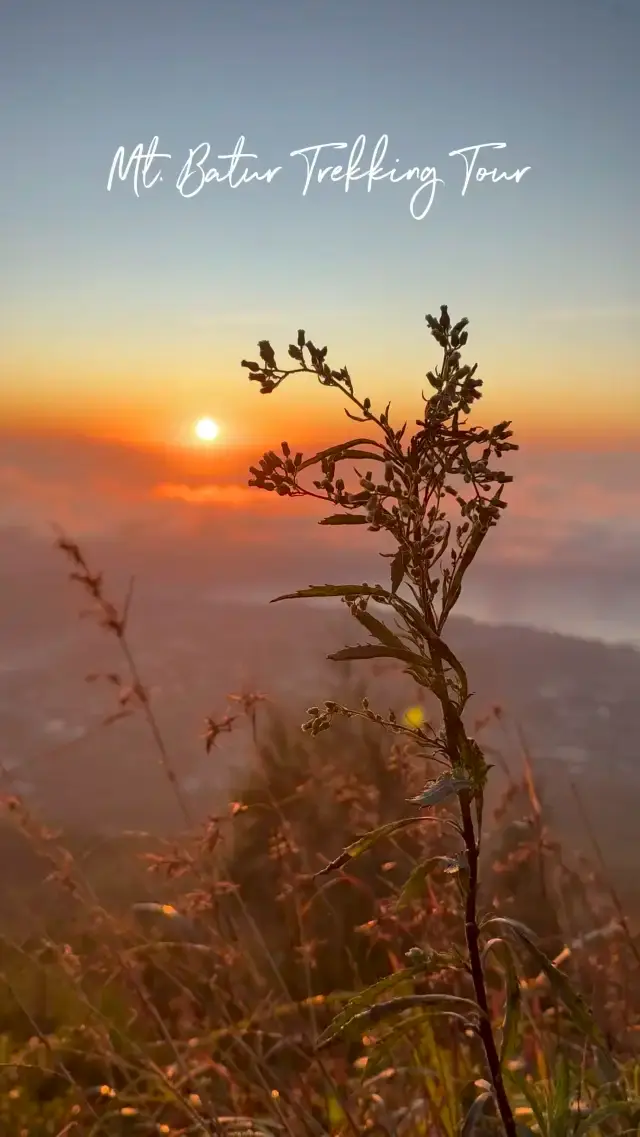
[314,817,425,877]
[482,938,521,1065]
[396,856,449,908]
[500,966,521,1066]
[508,1071,547,1132]
[318,514,368,525]
[318,993,482,1048]
[317,968,421,1046]
[485,916,604,1045]
[460,1091,493,1136]
[348,992,482,1028]
[550,1052,571,1120]
[361,1011,431,1078]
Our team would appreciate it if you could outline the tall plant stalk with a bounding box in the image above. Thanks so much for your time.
[239,305,609,1135]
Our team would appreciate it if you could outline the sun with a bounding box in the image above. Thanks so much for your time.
[194,417,220,442]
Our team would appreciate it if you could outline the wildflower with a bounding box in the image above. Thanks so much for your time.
[403,705,426,729]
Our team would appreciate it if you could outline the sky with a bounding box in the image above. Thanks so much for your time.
[1,0,640,645]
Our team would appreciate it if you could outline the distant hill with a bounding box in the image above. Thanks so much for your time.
[1,527,639,907]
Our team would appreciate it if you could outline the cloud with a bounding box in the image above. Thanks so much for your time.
[154,482,269,507]
[2,431,640,646]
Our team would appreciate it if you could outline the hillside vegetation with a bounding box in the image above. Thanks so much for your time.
[1,305,638,1135]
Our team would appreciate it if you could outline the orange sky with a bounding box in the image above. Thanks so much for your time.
[4,345,639,458]
[3,0,639,466]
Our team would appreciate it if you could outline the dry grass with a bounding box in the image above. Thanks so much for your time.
[0,541,637,1135]
[1,305,639,1134]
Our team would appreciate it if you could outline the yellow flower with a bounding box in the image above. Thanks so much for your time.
[403,705,426,729]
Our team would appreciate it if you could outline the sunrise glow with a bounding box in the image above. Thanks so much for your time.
[194,417,220,442]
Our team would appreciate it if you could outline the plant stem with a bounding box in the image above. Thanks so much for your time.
[459,794,518,1137]
[428,637,517,1137]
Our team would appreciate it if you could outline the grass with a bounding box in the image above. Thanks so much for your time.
[1,696,639,1135]
[0,304,638,1135]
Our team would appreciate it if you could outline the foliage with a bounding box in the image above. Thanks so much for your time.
[0,305,638,1134]
[238,306,637,1134]
[0,695,639,1134]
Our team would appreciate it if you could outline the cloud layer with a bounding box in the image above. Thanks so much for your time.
[2,430,639,644]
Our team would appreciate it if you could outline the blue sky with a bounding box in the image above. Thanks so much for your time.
[1,0,639,443]
[1,0,640,650]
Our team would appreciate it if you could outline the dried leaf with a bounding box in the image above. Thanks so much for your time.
[409,774,472,808]
[314,817,425,877]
